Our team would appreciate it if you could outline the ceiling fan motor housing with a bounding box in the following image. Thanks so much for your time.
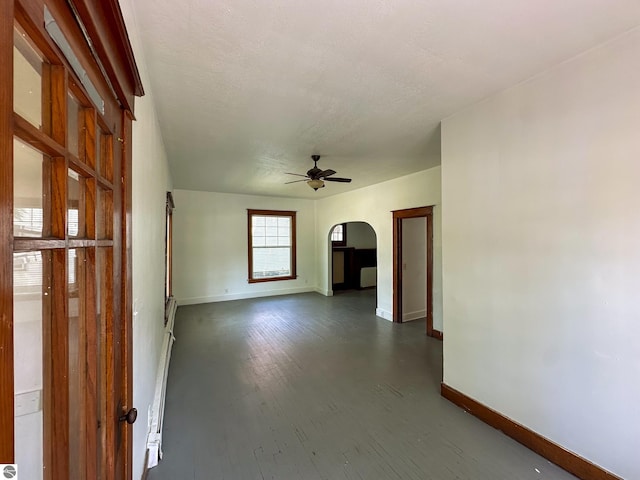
[307,167,322,178]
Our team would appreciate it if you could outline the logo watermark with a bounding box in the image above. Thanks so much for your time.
[0,464,17,479]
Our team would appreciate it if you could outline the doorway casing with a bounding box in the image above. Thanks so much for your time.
[392,206,440,338]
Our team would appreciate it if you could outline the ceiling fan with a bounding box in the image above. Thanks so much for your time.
[285,155,352,191]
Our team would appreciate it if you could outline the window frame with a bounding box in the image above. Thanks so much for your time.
[331,223,347,247]
[247,209,297,283]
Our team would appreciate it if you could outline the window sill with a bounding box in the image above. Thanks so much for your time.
[248,275,297,284]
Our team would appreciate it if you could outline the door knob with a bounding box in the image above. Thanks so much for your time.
[119,407,137,424]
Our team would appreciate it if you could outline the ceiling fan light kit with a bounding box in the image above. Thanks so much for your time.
[285,155,352,191]
[307,179,325,190]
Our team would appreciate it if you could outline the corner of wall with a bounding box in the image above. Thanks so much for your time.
[375,307,393,321]
[314,287,333,296]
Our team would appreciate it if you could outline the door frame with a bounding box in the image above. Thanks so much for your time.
[392,206,440,338]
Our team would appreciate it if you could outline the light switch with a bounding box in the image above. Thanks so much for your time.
[15,390,42,417]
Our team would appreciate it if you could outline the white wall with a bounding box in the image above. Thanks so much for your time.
[120,1,173,478]
[441,29,640,479]
[316,166,442,330]
[345,222,376,249]
[402,217,427,322]
[173,190,316,304]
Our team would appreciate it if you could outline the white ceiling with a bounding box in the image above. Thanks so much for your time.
[131,0,640,198]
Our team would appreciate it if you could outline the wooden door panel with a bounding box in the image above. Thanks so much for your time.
[3,1,138,477]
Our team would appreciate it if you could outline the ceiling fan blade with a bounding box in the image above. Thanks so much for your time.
[324,177,351,183]
[319,169,336,178]
[285,179,308,184]
[285,172,308,177]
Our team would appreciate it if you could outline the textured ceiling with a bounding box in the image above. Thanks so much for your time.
[130,0,640,198]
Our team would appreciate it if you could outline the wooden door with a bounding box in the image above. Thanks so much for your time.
[1,1,140,478]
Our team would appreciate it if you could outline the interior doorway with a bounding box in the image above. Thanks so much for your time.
[329,222,377,296]
[392,207,440,338]
[402,217,427,322]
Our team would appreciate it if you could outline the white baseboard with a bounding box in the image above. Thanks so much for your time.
[376,308,393,321]
[146,297,177,470]
[403,309,426,322]
[315,287,333,296]
[177,286,316,305]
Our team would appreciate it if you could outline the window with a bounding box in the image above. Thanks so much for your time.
[331,223,347,246]
[14,206,44,237]
[248,209,297,282]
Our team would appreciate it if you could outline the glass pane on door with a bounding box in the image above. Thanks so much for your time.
[14,250,50,480]
[68,248,86,479]
[96,187,113,240]
[68,169,87,238]
[67,93,82,158]
[13,26,44,129]
[96,247,112,479]
[98,131,114,183]
[14,138,49,237]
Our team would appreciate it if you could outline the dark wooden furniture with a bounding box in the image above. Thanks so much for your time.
[332,247,376,290]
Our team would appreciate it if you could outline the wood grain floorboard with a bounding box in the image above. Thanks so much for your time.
[148,290,577,480]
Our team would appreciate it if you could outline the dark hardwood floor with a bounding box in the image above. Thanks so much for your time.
[148,290,576,480]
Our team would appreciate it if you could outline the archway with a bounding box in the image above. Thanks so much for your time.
[328,222,377,306]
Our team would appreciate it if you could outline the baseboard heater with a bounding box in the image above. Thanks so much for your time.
[146,297,177,470]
